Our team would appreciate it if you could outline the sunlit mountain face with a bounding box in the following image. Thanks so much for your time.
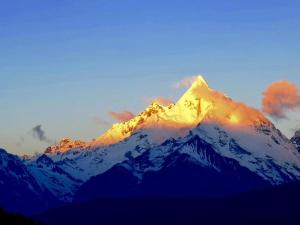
[95,75,270,145]
[47,76,272,153]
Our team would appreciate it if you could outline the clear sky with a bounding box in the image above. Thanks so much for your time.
[1,0,299,155]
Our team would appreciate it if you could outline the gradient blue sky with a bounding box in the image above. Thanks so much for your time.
[1,0,300,155]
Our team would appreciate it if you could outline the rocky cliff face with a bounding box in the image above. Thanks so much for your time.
[291,130,300,152]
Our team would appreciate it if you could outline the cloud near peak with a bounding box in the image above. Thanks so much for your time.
[108,111,135,122]
[262,80,300,119]
[151,97,174,106]
[173,76,198,89]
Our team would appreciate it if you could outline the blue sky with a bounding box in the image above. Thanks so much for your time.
[0,0,300,154]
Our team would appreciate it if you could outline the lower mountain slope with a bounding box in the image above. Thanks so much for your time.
[36,181,300,225]
[0,149,59,215]
[74,134,271,202]
[0,208,42,225]
[26,154,83,202]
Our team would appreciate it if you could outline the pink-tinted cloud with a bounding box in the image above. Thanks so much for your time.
[108,111,135,122]
[173,76,198,89]
[151,97,174,106]
[262,80,300,119]
[142,96,174,106]
[92,117,110,127]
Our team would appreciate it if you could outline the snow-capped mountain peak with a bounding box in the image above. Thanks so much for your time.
[44,75,270,155]
[19,75,300,204]
[94,74,272,148]
[45,138,87,154]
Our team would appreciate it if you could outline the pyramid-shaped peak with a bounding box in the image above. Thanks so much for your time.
[177,75,209,103]
[191,75,209,88]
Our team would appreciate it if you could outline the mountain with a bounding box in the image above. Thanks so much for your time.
[291,130,300,152]
[36,181,300,225]
[0,148,58,215]
[2,75,300,215]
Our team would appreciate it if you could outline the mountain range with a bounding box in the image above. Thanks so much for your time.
[1,75,300,216]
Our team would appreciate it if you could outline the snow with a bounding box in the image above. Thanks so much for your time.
[26,156,82,202]
[192,121,300,184]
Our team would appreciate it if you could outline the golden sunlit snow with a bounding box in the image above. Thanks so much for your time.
[93,75,270,147]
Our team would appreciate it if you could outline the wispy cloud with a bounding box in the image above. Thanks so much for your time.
[108,111,135,122]
[173,76,198,89]
[31,125,54,144]
[151,97,174,106]
[143,96,174,106]
[262,80,300,119]
[92,116,111,127]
